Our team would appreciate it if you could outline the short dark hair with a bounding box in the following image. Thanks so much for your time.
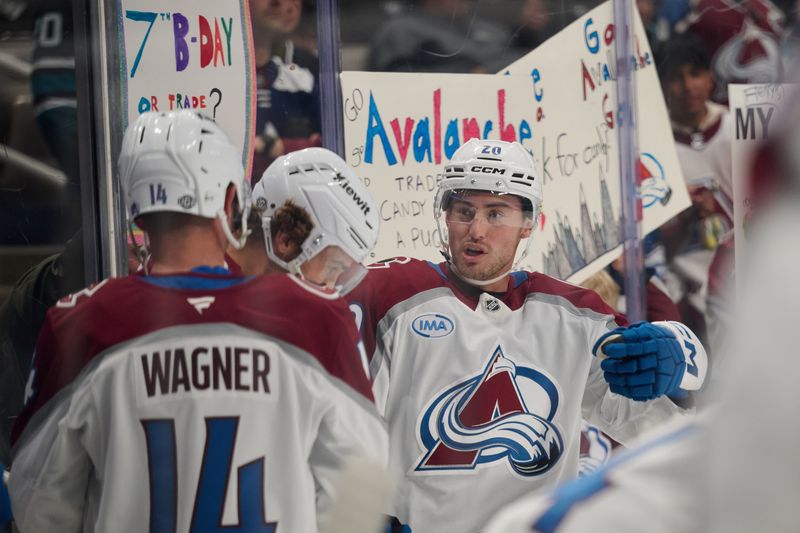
[269,200,314,245]
[136,211,211,233]
[655,34,711,81]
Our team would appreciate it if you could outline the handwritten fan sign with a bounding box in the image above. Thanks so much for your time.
[342,1,688,282]
[119,0,255,175]
[729,83,797,282]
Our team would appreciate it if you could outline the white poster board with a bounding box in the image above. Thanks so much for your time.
[119,0,255,175]
[341,1,688,283]
[728,83,797,281]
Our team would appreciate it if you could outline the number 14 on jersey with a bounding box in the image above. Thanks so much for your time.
[142,417,277,532]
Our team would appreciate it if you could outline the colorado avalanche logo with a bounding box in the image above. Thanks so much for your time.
[415,346,564,477]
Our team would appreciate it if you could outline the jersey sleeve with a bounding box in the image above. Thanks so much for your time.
[528,275,693,444]
[645,278,682,322]
[580,309,694,445]
[346,266,383,367]
[9,313,93,533]
[304,299,390,522]
[10,281,106,446]
[309,375,389,525]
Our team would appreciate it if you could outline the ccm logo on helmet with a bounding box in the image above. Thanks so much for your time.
[411,313,455,338]
[333,173,371,216]
[471,166,506,175]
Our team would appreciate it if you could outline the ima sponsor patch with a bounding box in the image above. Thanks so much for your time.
[411,313,455,338]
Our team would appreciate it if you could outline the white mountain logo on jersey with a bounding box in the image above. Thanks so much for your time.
[56,279,110,308]
[187,296,215,314]
[415,345,563,477]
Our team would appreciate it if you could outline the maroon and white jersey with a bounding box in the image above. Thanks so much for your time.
[347,258,692,533]
[673,101,734,212]
[9,270,387,533]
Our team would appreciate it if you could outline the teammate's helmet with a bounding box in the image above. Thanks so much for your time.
[253,147,379,295]
[434,139,543,266]
[118,111,250,250]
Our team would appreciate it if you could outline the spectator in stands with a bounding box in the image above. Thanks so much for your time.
[30,0,81,236]
[368,0,514,73]
[510,0,558,51]
[656,34,734,344]
[674,0,784,104]
[250,0,321,182]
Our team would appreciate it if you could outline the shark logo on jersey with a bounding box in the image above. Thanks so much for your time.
[415,345,563,477]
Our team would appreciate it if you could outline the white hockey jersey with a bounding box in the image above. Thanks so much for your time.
[347,258,692,533]
[485,418,705,533]
[673,102,734,214]
[10,270,388,533]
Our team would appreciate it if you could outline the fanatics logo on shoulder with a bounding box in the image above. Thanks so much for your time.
[415,345,563,477]
[411,313,455,338]
[187,296,215,314]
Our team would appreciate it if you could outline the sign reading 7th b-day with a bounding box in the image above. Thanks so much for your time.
[342,1,689,282]
[119,0,255,174]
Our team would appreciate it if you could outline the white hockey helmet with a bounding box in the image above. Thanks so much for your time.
[252,147,379,296]
[118,111,251,250]
[434,139,543,277]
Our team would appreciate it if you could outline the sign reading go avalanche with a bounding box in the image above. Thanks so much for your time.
[342,1,689,282]
[119,0,255,175]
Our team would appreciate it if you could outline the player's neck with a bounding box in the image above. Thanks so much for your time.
[227,239,269,276]
[447,263,510,294]
[146,229,227,275]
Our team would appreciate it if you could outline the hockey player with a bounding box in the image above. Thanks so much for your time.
[485,114,800,533]
[347,139,707,533]
[8,111,387,532]
[484,417,706,533]
[229,147,378,299]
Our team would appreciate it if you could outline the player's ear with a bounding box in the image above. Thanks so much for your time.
[520,218,533,238]
[272,230,300,261]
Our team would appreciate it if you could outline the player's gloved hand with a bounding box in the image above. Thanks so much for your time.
[592,321,707,401]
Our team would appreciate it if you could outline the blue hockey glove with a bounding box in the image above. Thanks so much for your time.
[592,321,707,401]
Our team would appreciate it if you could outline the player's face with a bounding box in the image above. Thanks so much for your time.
[446,192,531,288]
[300,245,357,292]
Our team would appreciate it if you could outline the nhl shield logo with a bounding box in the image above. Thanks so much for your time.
[415,345,563,477]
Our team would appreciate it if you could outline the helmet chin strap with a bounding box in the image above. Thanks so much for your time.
[218,209,250,251]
